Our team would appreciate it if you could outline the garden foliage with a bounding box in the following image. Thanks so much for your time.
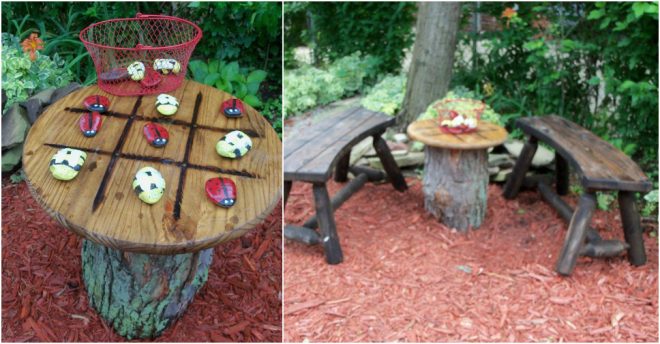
[360,75,406,116]
[453,2,658,177]
[284,2,416,74]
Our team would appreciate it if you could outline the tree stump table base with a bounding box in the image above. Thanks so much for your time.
[81,240,213,339]
[423,147,488,230]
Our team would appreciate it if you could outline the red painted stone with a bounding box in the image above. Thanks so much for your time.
[79,112,102,137]
[221,98,245,118]
[205,177,237,208]
[143,122,169,148]
[83,95,110,113]
[140,69,162,88]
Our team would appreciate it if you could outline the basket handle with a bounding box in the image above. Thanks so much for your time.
[135,12,178,20]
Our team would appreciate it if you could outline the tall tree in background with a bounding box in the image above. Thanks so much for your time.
[396,2,461,131]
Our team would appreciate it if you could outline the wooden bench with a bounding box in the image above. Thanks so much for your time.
[503,115,653,275]
[284,107,407,264]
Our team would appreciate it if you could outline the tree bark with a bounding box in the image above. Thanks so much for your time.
[81,240,213,339]
[396,2,461,131]
[423,147,488,231]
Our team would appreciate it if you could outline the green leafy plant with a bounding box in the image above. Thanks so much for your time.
[360,74,406,116]
[188,59,267,108]
[261,96,282,139]
[1,33,72,107]
[283,66,344,117]
[642,190,659,217]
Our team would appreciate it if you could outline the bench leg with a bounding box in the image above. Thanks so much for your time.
[503,136,538,199]
[555,192,596,275]
[284,181,292,209]
[312,183,343,264]
[334,150,351,183]
[556,154,569,196]
[619,191,647,266]
[372,134,407,192]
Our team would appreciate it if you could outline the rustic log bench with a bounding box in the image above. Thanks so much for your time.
[284,107,407,264]
[502,115,652,275]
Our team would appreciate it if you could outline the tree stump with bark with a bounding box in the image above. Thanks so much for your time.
[408,119,508,231]
[22,82,282,338]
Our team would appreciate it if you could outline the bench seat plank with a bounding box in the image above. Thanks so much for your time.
[517,115,652,193]
[284,107,395,182]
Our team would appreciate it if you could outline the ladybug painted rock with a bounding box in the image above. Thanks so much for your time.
[221,98,244,118]
[215,130,252,159]
[50,148,87,181]
[205,177,237,208]
[99,68,129,82]
[132,167,166,204]
[143,122,169,148]
[127,61,146,81]
[140,69,162,88]
[83,95,110,113]
[79,111,102,137]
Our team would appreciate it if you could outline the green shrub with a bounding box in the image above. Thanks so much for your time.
[188,59,267,108]
[328,52,381,94]
[360,74,406,116]
[261,96,282,139]
[285,2,416,75]
[1,33,72,107]
[283,66,344,117]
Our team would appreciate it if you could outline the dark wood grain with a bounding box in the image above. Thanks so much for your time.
[304,172,369,229]
[555,192,596,275]
[503,136,538,199]
[313,183,343,264]
[334,150,351,183]
[517,115,652,192]
[619,191,647,266]
[372,134,407,192]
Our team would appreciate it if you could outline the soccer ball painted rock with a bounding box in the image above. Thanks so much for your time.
[215,130,252,159]
[132,167,166,205]
[79,111,103,137]
[50,148,87,181]
[83,95,110,113]
[140,68,162,88]
[155,94,179,116]
[127,61,146,81]
[143,122,169,148]
[221,98,244,118]
[153,59,181,75]
[205,177,237,208]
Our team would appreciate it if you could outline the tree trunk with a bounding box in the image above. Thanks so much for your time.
[423,147,488,231]
[396,2,461,131]
[81,240,213,339]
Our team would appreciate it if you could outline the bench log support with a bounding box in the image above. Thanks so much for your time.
[503,136,538,199]
[312,183,343,264]
[81,240,212,339]
[304,173,369,229]
[334,150,351,183]
[284,181,292,208]
[556,154,569,196]
[372,134,407,192]
[284,225,321,245]
[349,165,386,182]
[619,191,647,266]
[556,192,596,275]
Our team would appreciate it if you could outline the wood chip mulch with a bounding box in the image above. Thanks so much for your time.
[2,178,282,342]
[284,178,658,342]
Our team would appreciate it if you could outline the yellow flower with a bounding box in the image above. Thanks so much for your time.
[20,33,44,61]
[484,82,494,97]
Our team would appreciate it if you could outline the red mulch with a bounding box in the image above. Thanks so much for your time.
[284,178,658,342]
[1,178,282,342]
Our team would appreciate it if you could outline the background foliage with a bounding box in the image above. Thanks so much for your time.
[284,2,416,75]
[453,2,658,178]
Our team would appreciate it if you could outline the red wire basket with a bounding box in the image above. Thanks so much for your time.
[80,13,202,96]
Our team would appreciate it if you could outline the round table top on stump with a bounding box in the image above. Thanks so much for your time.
[22,80,281,255]
[407,119,508,150]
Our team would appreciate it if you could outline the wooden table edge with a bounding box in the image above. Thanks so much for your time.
[407,119,508,150]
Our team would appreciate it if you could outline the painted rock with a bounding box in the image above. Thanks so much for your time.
[83,95,110,113]
[132,167,166,205]
[215,130,252,159]
[143,122,169,148]
[79,111,103,137]
[155,94,179,116]
[205,177,237,208]
[127,61,146,81]
[221,98,244,118]
[50,148,87,181]
[153,59,181,75]
[99,68,129,82]
[140,69,162,88]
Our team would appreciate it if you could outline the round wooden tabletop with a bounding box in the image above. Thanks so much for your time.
[407,119,508,150]
[22,80,281,255]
